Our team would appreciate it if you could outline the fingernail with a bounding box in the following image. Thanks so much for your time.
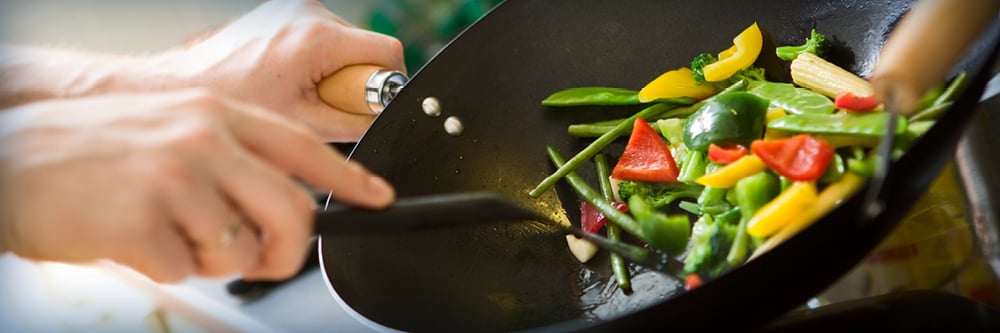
[366,175,395,203]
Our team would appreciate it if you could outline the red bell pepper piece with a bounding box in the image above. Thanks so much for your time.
[707,143,748,164]
[580,201,629,233]
[684,273,704,290]
[750,134,834,181]
[611,118,681,183]
[834,91,880,112]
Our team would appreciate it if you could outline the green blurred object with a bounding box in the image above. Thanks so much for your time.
[369,0,504,71]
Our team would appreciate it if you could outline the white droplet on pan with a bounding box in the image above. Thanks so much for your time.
[422,97,442,117]
[444,116,464,136]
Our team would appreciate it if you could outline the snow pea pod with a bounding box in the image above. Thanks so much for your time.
[747,81,835,115]
[767,112,908,137]
[541,87,696,107]
[541,87,640,106]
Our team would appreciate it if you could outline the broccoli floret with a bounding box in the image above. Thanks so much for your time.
[690,53,718,85]
[617,180,703,209]
[732,66,766,83]
[683,214,738,278]
[775,28,831,61]
[690,53,767,90]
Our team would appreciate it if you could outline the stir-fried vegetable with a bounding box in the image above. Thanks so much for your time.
[530,103,682,197]
[768,112,909,137]
[748,81,836,115]
[707,143,748,164]
[595,153,632,291]
[728,171,780,265]
[750,134,835,181]
[702,23,763,82]
[790,52,873,99]
[533,22,960,291]
[541,87,641,106]
[683,91,770,151]
[629,195,691,255]
[775,28,831,61]
[639,67,718,101]
[617,180,702,209]
[611,118,681,183]
[696,155,767,188]
[835,92,881,112]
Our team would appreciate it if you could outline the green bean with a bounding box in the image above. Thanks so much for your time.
[933,71,968,106]
[595,154,631,291]
[907,72,966,122]
[530,103,677,197]
[909,101,953,122]
[568,124,630,138]
[566,105,699,138]
[546,146,644,237]
[676,149,708,184]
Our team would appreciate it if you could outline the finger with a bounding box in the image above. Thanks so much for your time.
[149,148,261,277]
[212,147,316,280]
[222,100,395,208]
[194,218,262,278]
[322,26,407,76]
[112,215,197,284]
[298,99,376,142]
[870,0,1000,114]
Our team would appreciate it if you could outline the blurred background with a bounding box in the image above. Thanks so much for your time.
[0,0,502,72]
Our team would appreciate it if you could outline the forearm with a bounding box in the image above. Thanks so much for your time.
[0,45,183,109]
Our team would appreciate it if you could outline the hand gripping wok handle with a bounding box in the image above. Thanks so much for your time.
[225,238,321,302]
[317,64,408,115]
[870,0,1000,114]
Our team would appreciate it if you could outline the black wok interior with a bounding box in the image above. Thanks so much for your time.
[317,0,949,331]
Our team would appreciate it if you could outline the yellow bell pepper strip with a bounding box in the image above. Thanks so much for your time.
[750,173,865,258]
[703,23,763,82]
[763,108,792,140]
[746,181,819,238]
[638,67,718,102]
[765,107,788,123]
[695,154,767,188]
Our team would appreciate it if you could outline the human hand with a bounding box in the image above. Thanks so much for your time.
[0,89,395,282]
[870,0,1000,114]
[160,0,406,142]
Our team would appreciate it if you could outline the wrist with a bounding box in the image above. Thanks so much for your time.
[0,46,188,108]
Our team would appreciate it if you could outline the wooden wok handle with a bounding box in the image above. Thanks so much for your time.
[317,65,407,115]
[870,0,1000,114]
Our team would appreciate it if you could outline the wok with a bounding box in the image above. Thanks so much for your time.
[319,0,999,331]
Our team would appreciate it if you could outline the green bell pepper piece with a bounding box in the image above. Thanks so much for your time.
[818,153,846,185]
[629,195,691,256]
[727,171,780,265]
[683,91,770,151]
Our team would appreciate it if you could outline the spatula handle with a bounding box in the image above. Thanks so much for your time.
[317,65,407,115]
